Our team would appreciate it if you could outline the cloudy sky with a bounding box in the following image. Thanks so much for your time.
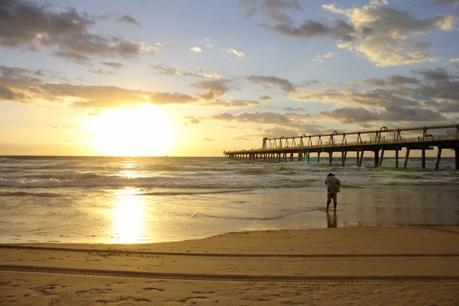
[0,0,458,156]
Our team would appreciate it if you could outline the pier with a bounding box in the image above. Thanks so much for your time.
[224,124,459,170]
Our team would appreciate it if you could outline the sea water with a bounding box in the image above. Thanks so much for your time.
[0,156,458,243]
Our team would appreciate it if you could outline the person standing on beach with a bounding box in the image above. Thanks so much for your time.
[325,173,340,210]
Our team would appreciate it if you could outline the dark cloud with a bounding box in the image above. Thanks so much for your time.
[260,95,272,100]
[247,75,295,92]
[320,107,379,123]
[416,68,453,81]
[269,19,354,41]
[0,65,198,107]
[193,79,231,100]
[320,106,445,124]
[431,100,459,113]
[101,62,123,69]
[241,0,302,23]
[0,0,158,62]
[0,65,260,109]
[0,84,20,100]
[363,75,419,87]
[213,112,292,125]
[117,15,140,26]
[296,67,458,126]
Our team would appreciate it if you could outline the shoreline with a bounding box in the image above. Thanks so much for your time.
[2,224,459,253]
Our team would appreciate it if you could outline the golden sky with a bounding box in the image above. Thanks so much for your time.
[0,0,458,156]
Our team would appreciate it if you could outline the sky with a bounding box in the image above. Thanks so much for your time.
[0,0,458,156]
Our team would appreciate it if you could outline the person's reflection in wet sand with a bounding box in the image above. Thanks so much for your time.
[327,210,337,228]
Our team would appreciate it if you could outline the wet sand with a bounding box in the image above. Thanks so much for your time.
[1,226,459,305]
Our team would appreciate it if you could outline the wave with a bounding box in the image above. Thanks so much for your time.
[0,191,62,197]
[190,211,300,221]
[139,189,252,196]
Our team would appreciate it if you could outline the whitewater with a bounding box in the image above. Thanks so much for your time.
[0,156,458,243]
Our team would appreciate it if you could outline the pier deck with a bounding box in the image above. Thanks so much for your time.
[224,124,459,169]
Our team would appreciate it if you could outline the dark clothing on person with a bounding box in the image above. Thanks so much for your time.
[325,173,340,209]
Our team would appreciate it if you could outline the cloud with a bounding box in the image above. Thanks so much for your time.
[0,0,159,62]
[241,0,302,23]
[190,46,203,53]
[101,62,123,69]
[203,137,214,142]
[326,2,456,66]
[152,64,222,79]
[227,48,246,58]
[362,75,419,87]
[269,19,354,41]
[213,112,293,125]
[320,106,445,123]
[0,65,263,109]
[247,0,456,66]
[192,79,231,100]
[213,111,326,135]
[0,65,198,107]
[117,15,140,26]
[295,67,459,126]
[149,92,197,104]
[416,67,452,81]
[247,75,295,92]
[185,116,200,124]
[312,52,338,64]
[212,99,260,107]
[260,95,272,100]
[260,127,301,138]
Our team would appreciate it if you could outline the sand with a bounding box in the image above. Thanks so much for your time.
[1,226,458,305]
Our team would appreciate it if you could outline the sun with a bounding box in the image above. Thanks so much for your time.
[85,105,175,156]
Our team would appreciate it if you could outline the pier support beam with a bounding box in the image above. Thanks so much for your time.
[395,149,399,168]
[436,147,442,170]
[356,151,360,166]
[404,148,410,169]
[329,152,333,164]
[317,152,321,164]
[455,148,459,170]
[421,149,426,169]
[298,152,303,162]
[379,149,385,167]
[358,150,365,167]
[341,151,347,167]
[307,152,310,163]
[374,150,379,168]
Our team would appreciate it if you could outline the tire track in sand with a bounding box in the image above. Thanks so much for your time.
[1,265,459,283]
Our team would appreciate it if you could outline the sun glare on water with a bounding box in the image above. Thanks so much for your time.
[86,105,175,156]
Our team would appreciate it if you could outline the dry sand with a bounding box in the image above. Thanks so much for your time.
[1,226,458,305]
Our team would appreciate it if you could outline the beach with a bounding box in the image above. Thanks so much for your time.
[1,226,459,305]
[1,157,458,304]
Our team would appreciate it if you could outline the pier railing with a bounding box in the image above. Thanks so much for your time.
[224,124,459,169]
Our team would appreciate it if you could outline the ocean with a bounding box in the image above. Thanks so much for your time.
[0,156,458,244]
